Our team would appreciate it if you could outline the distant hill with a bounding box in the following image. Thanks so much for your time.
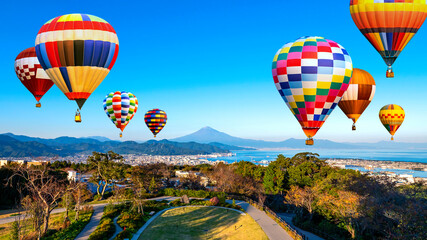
[171,127,355,149]
[172,127,427,150]
[0,134,230,157]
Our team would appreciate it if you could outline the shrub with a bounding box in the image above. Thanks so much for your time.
[209,197,219,206]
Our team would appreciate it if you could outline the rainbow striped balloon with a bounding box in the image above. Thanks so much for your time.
[35,13,119,109]
[103,91,138,136]
[144,109,167,137]
[350,0,427,77]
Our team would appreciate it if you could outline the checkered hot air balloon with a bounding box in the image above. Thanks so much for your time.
[103,91,138,138]
[272,36,353,145]
[338,68,376,131]
[35,13,119,122]
[379,104,405,141]
[14,47,54,108]
[144,109,167,137]
[350,0,427,78]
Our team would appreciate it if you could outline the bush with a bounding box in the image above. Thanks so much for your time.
[162,188,227,199]
[114,229,133,240]
[209,197,219,206]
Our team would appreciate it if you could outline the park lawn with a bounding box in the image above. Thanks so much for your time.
[0,210,92,240]
[139,207,269,240]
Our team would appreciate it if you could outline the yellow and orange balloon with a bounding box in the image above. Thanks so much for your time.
[379,104,405,140]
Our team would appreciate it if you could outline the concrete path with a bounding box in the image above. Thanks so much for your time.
[109,215,123,240]
[226,200,293,240]
[277,213,324,240]
[74,204,107,240]
[0,207,67,225]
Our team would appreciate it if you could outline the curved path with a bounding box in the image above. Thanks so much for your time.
[74,204,108,240]
[109,215,123,240]
[226,200,293,240]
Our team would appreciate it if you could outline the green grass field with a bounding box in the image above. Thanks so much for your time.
[139,207,269,240]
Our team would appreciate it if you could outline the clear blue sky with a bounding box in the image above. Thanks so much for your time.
[1,0,426,143]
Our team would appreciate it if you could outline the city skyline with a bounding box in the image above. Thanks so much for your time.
[2,0,427,143]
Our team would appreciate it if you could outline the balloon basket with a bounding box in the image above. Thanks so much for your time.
[352,124,356,131]
[35,102,41,108]
[391,136,394,141]
[305,138,314,145]
[386,68,394,78]
[75,111,81,123]
[154,135,156,138]
[120,132,123,138]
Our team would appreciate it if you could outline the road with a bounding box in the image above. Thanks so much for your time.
[226,200,293,240]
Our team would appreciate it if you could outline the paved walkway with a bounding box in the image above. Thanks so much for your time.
[109,215,123,240]
[74,204,107,240]
[226,200,293,240]
[277,213,324,240]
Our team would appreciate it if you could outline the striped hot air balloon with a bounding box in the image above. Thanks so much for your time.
[144,109,167,137]
[379,104,405,140]
[350,0,427,78]
[272,36,353,145]
[35,13,119,122]
[14,47,53,108]
[103,91,138,138]
[338,68,376,130]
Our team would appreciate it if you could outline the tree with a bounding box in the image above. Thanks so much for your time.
[10,165,67,238]
[285,185,317,221]
[87,151,126,199]
[71,182,92,220]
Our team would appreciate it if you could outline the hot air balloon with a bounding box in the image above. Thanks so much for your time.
[338,68,375,130]
[144,109,167,137]
[350,0,427,78]
[14,47,54,108]
[103,91,138,138]
[379,104,405,140]
[272,36,353,145]
[35,13,119,122]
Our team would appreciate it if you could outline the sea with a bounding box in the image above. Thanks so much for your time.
[206,149,427,178]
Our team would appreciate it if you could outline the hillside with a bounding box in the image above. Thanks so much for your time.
[0,134,230,157]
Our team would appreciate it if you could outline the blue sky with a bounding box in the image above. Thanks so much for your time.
[1,0,427,143]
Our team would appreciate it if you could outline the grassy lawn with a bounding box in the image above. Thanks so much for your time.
[0,210,92,240]
[139,207,268,240]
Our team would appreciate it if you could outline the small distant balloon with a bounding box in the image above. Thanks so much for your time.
[379,104,405,141]
[14,47,53,108]
[144,109,167,137]
[103,91,138,138]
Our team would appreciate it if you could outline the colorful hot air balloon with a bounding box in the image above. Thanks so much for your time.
[379,104,405,140]
[272,36,353,145]
[338,68,375,130]
[35,13,119,122]
[144,109,167,137]
[103,91,138,138]
[350,0,427,78]
[14,47,54,108]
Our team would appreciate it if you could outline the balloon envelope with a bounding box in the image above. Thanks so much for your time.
[15,47,53,105]
[144,109,167,137]
[272,36,353,142]
[103,91,138,132]
[379,104,405,140]
[350,0,427,77]
[338,68,375,129]
[35,13,119,109]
